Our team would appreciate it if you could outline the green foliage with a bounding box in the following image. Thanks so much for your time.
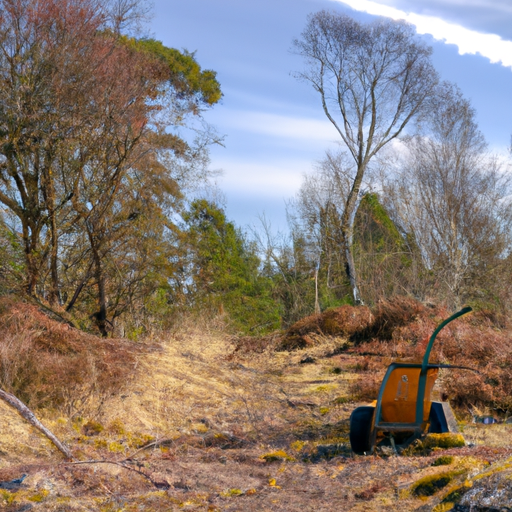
[128,38,222,107]
[353,193,423,304]
[182,200,281,334]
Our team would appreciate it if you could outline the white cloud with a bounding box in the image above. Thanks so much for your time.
[334,0,512,69]
[218,110,338,141]
[215,158,306,196]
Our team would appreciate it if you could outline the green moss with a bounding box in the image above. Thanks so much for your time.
[108,441,125,453]
[28,489,49,502]
[319,406,330,415]
[290,440,307,452]
[423,433,465,450]
[82,420,104,436]
[1,490,15,505]
[126,432,155,449]
[220,488,243,497]
[308,384,337,394]
[108,419,126,435]
[437,481,472,508]
[433,455,454,466]
[261,449,295,462]
[411,473,455,497]
[94,438,108,449]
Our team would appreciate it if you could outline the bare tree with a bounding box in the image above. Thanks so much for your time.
[383,83,512,307]
[288,149,357,308]
[293,11,438,304]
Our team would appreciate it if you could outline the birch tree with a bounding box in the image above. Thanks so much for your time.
[293,11,438,304]
[383,83,512,306]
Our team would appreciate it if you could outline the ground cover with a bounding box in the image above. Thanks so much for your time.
[0,301,511,510]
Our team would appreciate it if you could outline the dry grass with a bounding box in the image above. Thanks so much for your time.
[1,305,512,510]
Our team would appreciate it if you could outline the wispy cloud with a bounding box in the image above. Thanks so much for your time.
[216,158,306,196]
[219,110,338,141]
[335,0,512,69]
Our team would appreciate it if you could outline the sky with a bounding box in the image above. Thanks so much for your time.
[150,0,512,232]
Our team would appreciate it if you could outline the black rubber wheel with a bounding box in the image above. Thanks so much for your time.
[349,406,375,454]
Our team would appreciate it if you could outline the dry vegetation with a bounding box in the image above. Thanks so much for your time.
[0,298,512,510]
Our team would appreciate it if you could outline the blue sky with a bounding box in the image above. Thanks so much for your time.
[151,0,512,231]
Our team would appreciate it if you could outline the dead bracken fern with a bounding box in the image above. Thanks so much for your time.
[0,297,140,416]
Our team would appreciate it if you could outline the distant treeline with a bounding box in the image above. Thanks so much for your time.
[0,1,511,337]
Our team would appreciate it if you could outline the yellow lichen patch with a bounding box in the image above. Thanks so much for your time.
[107,418,126,435]
[1,489,16,505]
[94,438,108,449]
[82,420,104,436]
[125,431,155,449]
[268,478,281,488]
[422,433,465,450]
[220,488,243,497]
[261,449,295,462]
[432,504,456,512]
[190,422,209,433]
[435,480,473,511]
[307,384,337,395]
[28,489,50,502]
[108,441,125,453]
[290,440,306,452]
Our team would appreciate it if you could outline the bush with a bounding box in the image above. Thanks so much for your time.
[279,305,372,350]
[0,297,140,415]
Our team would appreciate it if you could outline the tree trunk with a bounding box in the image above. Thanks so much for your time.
[314,265,320,314]
[48,186,60,306]
[90,235,108,337]
[340,163,366,306]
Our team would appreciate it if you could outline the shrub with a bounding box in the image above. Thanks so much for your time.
[0,297,140,415]
[279,305,372,350]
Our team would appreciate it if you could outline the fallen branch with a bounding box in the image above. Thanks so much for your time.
[63,459,152,481]
[0,388,74,460]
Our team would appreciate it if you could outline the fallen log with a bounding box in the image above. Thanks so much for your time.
[0,388,74,460]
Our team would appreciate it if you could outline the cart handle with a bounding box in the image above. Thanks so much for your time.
[421,306,472,371]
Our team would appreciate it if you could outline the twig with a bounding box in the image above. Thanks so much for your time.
[121,438,176,460]
[62,459,161,487]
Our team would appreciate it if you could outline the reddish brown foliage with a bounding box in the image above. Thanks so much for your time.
[276,296,512,413]
[353,297,439,342]
[0,297,140,414]
[279,305,372,350]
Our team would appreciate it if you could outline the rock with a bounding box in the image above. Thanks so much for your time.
[0,473,27,490]
[458,467,512,509]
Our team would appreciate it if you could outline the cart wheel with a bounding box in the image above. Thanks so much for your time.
[349,406,375,454]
